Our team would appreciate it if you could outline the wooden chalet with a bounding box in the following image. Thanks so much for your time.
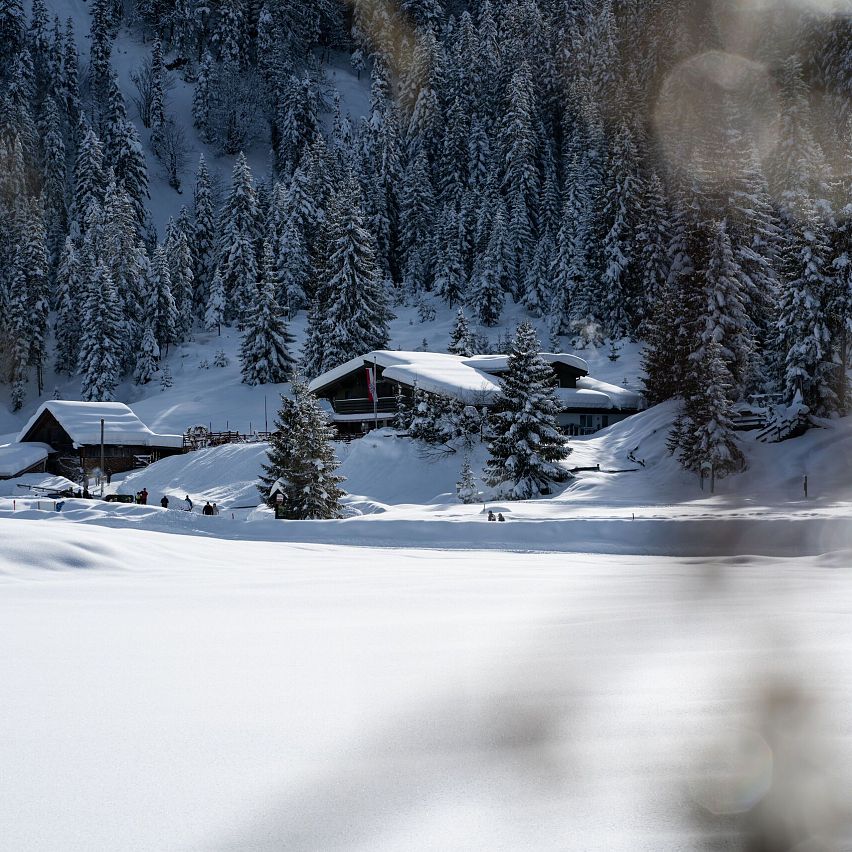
[16,401,184,478]
[308,351,643,437]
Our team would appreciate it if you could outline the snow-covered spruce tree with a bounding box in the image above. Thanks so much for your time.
[240,241,295,386]
[258,379,346,520]
[160,362,173,391]
[38,96,67,262]
[467,203,510,327]
[133,319,160,385]
[522,227,554,317]
[456,455,478,504]
[484,321,571,499]
[54,236,81,375]
[433,207,465,306]
[204,267,226,334]
[148,244,178,356]
[775,195,834,412]
[676,338,745,477]
[73,127,106,233]
[700,220,753,400]
[274,213,309,317]
[103,72,149,230]
[6,259,30,411]
[192,51,213,143]
[409,387,455,445]
[148,38,166,151]
[394,384,412,431]
[218,152,258,323]
[166,220,195,341]
[79,262,122,402]
[303,176,392,377]
[192,154,216,307]
[448,306,474,356]
[20,197,50,397]
[599,120,643,340]
[634,171,671,335]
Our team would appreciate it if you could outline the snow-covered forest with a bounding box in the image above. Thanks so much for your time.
[1,0,851,477]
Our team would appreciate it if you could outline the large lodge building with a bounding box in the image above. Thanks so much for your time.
[309,350,643,437]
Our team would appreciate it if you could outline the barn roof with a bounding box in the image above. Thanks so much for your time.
[17,401,184,449]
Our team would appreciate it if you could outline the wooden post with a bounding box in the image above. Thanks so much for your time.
[100,418,105,497]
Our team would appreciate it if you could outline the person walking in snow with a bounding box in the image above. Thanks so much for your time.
[488,510,495,521]
[202,501,214,516]
[160,495,169,509]
[139,488,148,505]
[183,495,193,512]
[212,503,219,516]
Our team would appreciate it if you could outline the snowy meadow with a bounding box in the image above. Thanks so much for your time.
[3,518,852,851]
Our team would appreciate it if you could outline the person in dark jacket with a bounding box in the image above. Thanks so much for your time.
[139,488,148,505]
[487,510,495,521]
[202,501,214,516]
[160,496,169,509]
[497,513,506,522]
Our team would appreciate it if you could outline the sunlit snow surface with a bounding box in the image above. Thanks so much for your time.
[2,516,852,850]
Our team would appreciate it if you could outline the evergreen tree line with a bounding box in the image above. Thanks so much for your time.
[2,0,852,480]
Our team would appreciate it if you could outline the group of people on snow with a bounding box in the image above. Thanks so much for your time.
[487,511,506,522]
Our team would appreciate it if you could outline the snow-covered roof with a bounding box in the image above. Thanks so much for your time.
[310,351,642,412]
[18,401,184,449]
[0,443,52,478]
[309,351,502,403]
[464,352,589,375]
[573,377,644,410]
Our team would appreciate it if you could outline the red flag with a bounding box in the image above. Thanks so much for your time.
[366,367,376,401]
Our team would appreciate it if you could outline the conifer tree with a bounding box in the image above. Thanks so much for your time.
[160,362,173,391]
[166,221,195,341]
[522,229,554,317]
[775,196,833,412]
[304,177,392,376]
[148,244,178,356]
[0,0,25,61]
[79,262,122,402]
[73,127,106,232]
[258,378,346,520]
[675,338,745,477]
[133,319,160,385]
[149,37,166,149]
[192,51,213,142]
[54,236,81,374]
[456,455,478,503]
[39,96,67,262]
[240,241,295,386]
[467,204,509,326]
[204,267,226,334]
[6,259,30,411]
[448,307,474,356]
[186,159,212,303]
[21,198,50,396]
[484,321,571,499]
[61,18,81,133]
[219,152,258,322]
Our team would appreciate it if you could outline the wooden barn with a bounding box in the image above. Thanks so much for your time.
[16,401,184,478]
[308,351,644,437]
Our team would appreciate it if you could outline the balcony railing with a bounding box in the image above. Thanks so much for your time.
[332,397,398,416]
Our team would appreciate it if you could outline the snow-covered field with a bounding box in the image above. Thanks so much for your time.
[2,518,851,851]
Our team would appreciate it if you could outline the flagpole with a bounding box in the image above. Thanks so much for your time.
[373,355,379,431]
